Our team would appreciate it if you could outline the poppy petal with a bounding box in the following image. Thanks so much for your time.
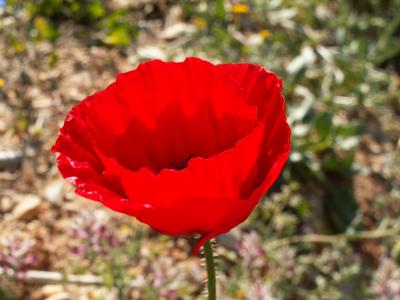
[52,57,291,254]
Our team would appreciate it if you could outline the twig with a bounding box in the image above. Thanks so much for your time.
[0,150,22,170]
[265,229,400,251]
[0,267,144,287]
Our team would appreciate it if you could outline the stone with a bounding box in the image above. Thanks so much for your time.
[43,180,64,204]
[11,194,41,221]
[160,22,194,40]
[0,195,14,213]
[137,46,166,60]
[42,285,65,297]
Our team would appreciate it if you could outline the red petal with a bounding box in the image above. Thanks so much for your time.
[52,57,291,254]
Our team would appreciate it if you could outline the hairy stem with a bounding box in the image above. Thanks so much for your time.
[203,241,217,300]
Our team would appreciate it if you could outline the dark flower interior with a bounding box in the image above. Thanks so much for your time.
[113,102,257,173]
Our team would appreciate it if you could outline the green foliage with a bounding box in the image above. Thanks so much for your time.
[100,10,138,47]
[180,0,398,240]
[0,287,13,300]
[25,0,106,23]
[215,0,226,20]
[13,0,138,45]
[33,16,58,41]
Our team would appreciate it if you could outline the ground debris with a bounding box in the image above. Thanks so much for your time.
[10,194,42,221]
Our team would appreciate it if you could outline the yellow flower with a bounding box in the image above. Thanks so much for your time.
[231,3,250,14]
[259,29,271,39]
[118,224,133,237]
[13,42,25,54]
[193,17,206,29]
[0,79,4,89]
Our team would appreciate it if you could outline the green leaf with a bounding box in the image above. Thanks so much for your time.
[321,151,354,173]
[215,0,226,20]
[33,16,58,41]
[315,112,333,141]
[103,26,136,47]
[324,183,358,233]
[88,1,105,19]
[336,123,364,137]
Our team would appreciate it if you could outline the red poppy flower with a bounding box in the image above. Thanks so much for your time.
[52,57,290,254]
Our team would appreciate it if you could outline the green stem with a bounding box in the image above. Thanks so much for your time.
[203,241,217,300]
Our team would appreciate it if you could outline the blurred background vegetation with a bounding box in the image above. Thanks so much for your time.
[0,0,399,299]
